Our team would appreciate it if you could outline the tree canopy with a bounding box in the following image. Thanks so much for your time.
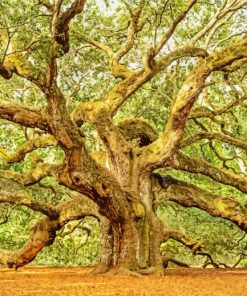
[0,0,247,274]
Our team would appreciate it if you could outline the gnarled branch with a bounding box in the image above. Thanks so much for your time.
[138,37,247,173]
[172,151,247,194]
[0,193,101,269]
[154,173,247,231]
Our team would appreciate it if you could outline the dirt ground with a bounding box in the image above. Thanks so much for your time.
[0,267,246,296]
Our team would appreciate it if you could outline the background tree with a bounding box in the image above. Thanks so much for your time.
[0,0,247,274]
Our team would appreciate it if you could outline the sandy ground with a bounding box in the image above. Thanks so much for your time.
[0,267,246,296]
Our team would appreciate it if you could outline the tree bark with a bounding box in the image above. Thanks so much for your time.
[94,175,164,274]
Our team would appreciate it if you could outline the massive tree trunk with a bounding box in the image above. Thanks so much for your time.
[93,174,164,274]
[97,213,164,273]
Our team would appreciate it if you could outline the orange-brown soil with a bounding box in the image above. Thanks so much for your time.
[0,267,246,296]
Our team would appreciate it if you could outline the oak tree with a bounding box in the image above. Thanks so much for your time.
[0,0,247,274]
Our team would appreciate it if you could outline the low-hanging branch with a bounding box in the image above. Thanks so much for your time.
[154,174,247,232]
[0,216,59,269]
[0,193,101,269]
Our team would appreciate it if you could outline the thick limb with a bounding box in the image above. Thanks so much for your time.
[0,217,59,269]
[0,193,100,269]
[154,173,247,231]
[172,151,247,194]
[0,101,49,131]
